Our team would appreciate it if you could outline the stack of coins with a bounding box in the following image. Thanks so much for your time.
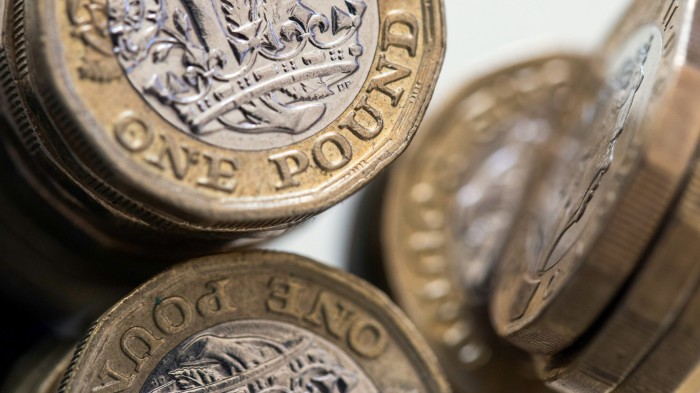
[0,0,444,314]
[1,252,452,393]
[0,0,452,389]
[488,1,700,392]
[379,0,700,391]
[0,0,444,249]
[8,0,700,392]
[382,54,595,392]
[57,252,452,393]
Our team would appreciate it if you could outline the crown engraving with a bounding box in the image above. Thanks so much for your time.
[107,0,369,136]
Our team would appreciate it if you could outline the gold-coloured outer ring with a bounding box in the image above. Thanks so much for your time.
[15,0,446,233]
[383,54,590,392]
[59,251,451,393]
[491,0,700,354]
[678,364,700,393]
[0,1,137,314]
[0,0,255,249]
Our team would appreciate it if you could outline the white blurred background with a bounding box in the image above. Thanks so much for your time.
[262,0,632,269]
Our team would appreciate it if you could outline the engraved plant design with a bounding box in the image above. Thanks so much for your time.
[147,334,360,393]
[105,0,368,135]
[537,39,652,273]
[68,0,123,81]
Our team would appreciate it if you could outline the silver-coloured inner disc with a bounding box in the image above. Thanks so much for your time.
[141,319,379,393]
[107,0,380,151]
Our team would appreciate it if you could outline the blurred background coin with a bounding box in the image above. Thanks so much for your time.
[382,54,594,392]
[0,0,439,322]
[544,1,700,380]
[0,0,446,249]
[491,0,700,355]
[59,251,450,393]
[0,0,650,391]
[262,0,631,274]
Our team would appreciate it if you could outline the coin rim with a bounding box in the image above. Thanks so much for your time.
[20,0,446,231]
[382,54,588,391]
[58,250,451,393]
[543,61,700,391]
[490,0,700,354]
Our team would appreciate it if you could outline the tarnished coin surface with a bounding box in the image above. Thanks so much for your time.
[383,55,591,392]
[491,0,700,354]
[0,0,445,236]
[59,251,450,393]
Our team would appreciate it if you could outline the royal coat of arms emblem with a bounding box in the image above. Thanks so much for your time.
[107,0,373,141]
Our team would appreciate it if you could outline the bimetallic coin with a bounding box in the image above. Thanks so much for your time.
[0,113,233,319]
[0,0,254,256]
[491,0,700,354]
[0,0,445,238]
[59,251,450,393]
[383,55,591,392]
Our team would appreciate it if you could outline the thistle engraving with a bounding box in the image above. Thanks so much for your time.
[106,0,372,138]
[142,321,382,393]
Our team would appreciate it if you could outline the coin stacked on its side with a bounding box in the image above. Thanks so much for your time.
[0,0,445,250]
[10,0,700,392]
[488,1,700,392]
[0,0,446,320]
[382,54,596,392]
